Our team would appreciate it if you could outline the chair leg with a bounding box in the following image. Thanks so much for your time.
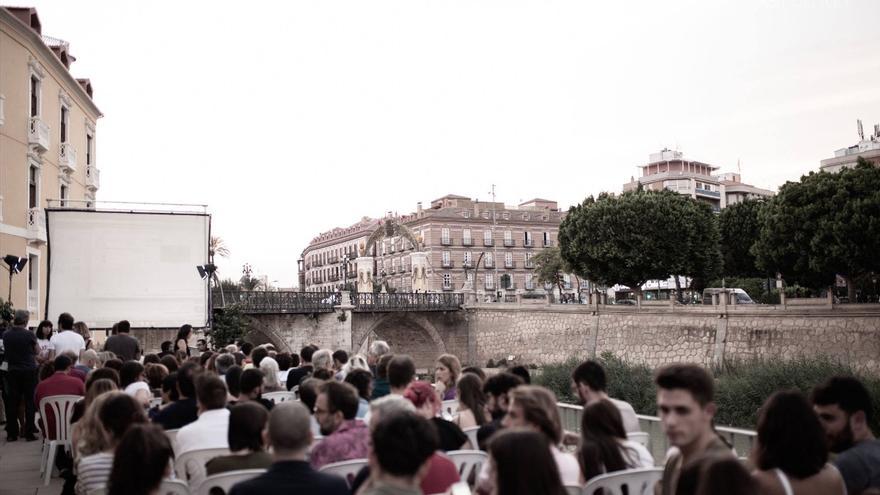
[43,442,56,486]
[39,440,49,475]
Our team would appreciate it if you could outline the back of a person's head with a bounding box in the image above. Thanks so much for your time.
[160,354,179,373]
[756,390,827,479]
[85,378,118,406]
[58,312,75,330]
[462,366,487,381]
[276,352,292,371]
[162,373,179,401]
[268,401,312,454]
[89,367,120,387]
[107,424,172,495]
[458,373,489,424]
[228,402,269,452]
[312,349,333,370]
[177,324,192,342]
[332,349,349,366]
[377,353,394,379]
[655,363,715,406]
[232,352,245,366]
[195,373,228,410]
[290,353,300,368]
[215,353,235,374]
[299,377,323,412]
[387,355,416,389]
[344,368,373,400]
[510,385,563,444]
[369,394,416,425]
[116,320,131,334]
[404,380,439,409]
[372,411,438,477]
[321,380,359,420]
[225,365,243,397]
[240,341,254,357]
[199,350,214,368]
[578,399,629,480]
[99,392,146,441]
[299,344,316,363]
[484,372,525,397]
[509,365,531,384]
[811,375,874,422]
[53,354,73,372]
[160,341,172,353]
[143,354,160,365]
[177,362,200,398]
[370,340,390,358]
[676,453,756,495]
[81,349,98,364]
[119,361,144,388]
[489,428,567,495]
[251,347,269,368]
[104,358,124,372]
[239,368,264,395]
[144,363,168,390]
[572,360,607,391]
[13,309,30,326]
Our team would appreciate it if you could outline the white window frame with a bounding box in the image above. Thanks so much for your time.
[483,230,492,242]
[504,230,512,242]
[485,252,493,267]
[463,251,472,266]
[29,70,43,118]
[27,156,42,210]
[26,247,40,317]
[443,273,452,288]
[462,228,472,243]
[505,252,513,266]
[484,273,494,289]
[442,250,451,266]
[524,231,532,245]
[441,227,450,244]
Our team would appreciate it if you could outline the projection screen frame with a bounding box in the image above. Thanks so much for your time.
[45,208,212,330]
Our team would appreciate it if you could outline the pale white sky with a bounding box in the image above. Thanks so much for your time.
[27,0,880,287]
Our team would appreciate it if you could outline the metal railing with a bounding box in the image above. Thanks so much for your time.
[86,166,100,190]
[557,403,756,465]
[483,238,494,246]
[29,117,50,151]
[59,143,77,172]
[354,292,463,312]
[462,238,474,246]
[27,207,47,243]
[214,290,337,313]
[503,239,515,247]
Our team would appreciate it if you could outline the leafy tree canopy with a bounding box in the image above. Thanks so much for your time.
[719,199,766,278]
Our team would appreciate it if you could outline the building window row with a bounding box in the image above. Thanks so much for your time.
[440,250,534,268]
[436,228,549,247]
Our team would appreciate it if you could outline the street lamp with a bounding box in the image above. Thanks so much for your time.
[196,263,218,329]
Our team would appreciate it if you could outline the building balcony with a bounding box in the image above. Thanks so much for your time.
[504,261,516,269]
[441,237,452,246]
[543,240,553,247]
[441,260,453,268]
[463,261,473,268]
[484,282,496,290]
[85,166,100,191]
[29,117,50,152]
[329,275,340,282]
[27,207,47,244]
[695,188,721,199]
[27,290,38,313]
[328,256,339,264]
[504,284,518,290]
[483,238,494,247]
[59,143,77,173]
[462,238,473,246]
[503,239,515,247]
[442,283,454,291]
[525,282,535,290]
[525,262,534,269]
[524,240,534,248]
[313,260,324,267]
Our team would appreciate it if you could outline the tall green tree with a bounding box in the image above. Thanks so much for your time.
[672,197,723,299]
[532,246,568,297]
[753,157,880,300]
[719,200,766,278]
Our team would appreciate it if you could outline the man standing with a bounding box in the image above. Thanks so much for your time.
[310,381,369,469]
[654,363,732,495]
[103,320,141,362]
[812,376,880,494]
[2,309,39,441]
[571,359,640,432]
[49,313,85,360]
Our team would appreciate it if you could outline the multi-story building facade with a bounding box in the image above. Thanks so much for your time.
[819,120,880,173]
[300,195,573,295]
[622,149,774,210]
[0,7,102,323]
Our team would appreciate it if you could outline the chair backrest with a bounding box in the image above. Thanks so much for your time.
[198,469,266,495]
[565,485,584,495]
[262,391,296,404]
[445,450,488,483]
[626,432,650,448]
[150,397,164,409]
[318,458,369,487]
[175,447,231,488]
[462,426,480,450]
[158,478,191,495]
[165,429,181,455]
[583,467,663,495]
[441,399,459,418]
[38,395,81,442]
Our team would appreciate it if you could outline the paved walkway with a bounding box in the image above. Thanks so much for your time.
[0,430,63,495]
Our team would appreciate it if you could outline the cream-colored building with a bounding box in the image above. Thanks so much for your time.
[0,7,102,324]
[819,120,880,173]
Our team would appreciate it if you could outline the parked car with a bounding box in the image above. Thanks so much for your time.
[612,298,637,305]
[702,288,755,305]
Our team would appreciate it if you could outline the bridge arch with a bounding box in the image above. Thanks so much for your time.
[355,313,447,369]
[362,218,422,257]
[243,316,293,353]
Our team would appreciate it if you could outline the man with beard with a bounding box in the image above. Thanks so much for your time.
[812,376,880,495]
[571,359,640,432]
[475,372,524,450]
[309,380,369,469]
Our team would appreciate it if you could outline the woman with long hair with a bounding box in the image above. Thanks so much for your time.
[107,424,173,495]
[578,399,653,483]
[676,453,756,495]
[35,320,55,363]
[259,357,284,392]
[751,390,846,495]
[454,372,491,428]
[174,324,193,357]
[434,353,461,400]
[74,321,92,350]
[489,428,568,495]
[71,385,117,463]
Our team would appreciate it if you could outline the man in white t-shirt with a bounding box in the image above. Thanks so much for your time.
[176,373,230,455]
[49,313,85,359]
[571,359,641,433]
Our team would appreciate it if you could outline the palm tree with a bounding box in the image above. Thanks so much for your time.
[209,236,230,263]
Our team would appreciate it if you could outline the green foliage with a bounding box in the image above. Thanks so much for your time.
[536,356,580,403]
[219,278,241,292]
[532,246,567,294]
[0,298,14,325]
[719,200,766,277]
[753,159,880,299]
[210,304,248,349]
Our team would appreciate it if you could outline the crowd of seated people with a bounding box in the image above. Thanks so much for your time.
[3,308,880,495]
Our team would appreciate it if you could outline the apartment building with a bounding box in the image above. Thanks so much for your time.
[300,195,574,294]
[622,149,773,210]
[0,7,102,322]
[819,119,880,173]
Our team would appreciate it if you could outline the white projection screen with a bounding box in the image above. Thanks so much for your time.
[46,209,210,329]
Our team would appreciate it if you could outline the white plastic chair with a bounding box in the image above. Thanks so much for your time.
[158,478,191,495]
[626,431,650,448]
[262,391,296,404]
[150,397,164,409]
[445,450,488,483]
[462,426,480,450]
[442,399,459,418]
[583,467,663,495]
[565,485,584,495]
[165,428,181,455]
[175,447,231,489]
[318,458,369,487]
[198,469,266,495]
[38,394,81,485]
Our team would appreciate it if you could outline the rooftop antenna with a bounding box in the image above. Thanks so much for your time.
[858,119,864,141]
[737,158,741,174]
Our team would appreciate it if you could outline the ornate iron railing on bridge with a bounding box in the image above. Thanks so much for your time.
[213,290,337,314]
[353,292,463,312]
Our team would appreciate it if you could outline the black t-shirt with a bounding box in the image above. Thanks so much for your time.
[432,417,468,452]
[477,418,503,451]
[2,326,38,371]
[286,365,313,390]
[153,397,199,430]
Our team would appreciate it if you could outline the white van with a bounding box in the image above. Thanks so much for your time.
[702,288,755,305]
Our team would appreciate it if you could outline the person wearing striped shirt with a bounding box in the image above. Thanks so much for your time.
[76,393,146,494]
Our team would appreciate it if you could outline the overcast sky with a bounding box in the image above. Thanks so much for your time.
[28,0,880,287]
